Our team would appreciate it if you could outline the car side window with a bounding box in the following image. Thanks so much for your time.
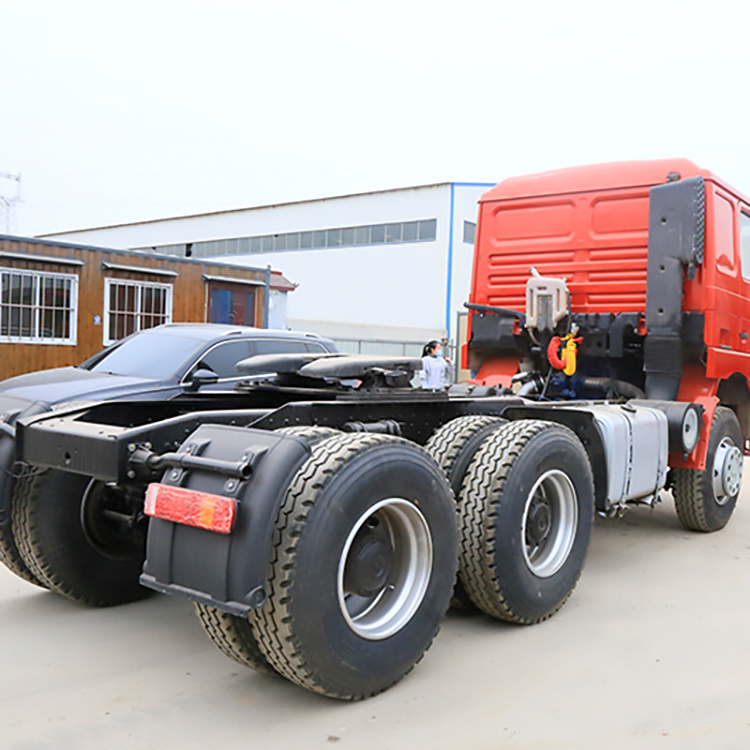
[196,340,254,379]
[253,339,310,355]
[306,342,328,353]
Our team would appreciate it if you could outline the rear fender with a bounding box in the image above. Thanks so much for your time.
[673,362,719,469]
[140,425,311,616]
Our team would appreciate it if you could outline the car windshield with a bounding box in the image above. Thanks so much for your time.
[86,330,206,379]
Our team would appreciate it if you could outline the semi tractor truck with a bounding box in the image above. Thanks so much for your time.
[5,158,749,700]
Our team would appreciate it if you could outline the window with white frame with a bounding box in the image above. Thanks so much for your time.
[132,218,439,257]
[104,278,173,344]
[0,267,78,344]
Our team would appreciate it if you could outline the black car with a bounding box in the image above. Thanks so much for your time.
[0,323,337,588]
[0,323,337,405]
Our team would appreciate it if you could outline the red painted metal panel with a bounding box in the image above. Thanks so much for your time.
[480,159,714,203]
[473,186,651,315]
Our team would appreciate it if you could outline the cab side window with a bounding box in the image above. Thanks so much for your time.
[741,211,750,280]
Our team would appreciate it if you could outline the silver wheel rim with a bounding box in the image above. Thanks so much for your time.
[713,437,743,504]
[337,498,432,640]
[521,470,578,578]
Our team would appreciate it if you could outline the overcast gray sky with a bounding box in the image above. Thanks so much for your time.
[1,0,748,236]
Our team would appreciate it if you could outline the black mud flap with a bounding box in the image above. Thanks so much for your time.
[140,425,311,616]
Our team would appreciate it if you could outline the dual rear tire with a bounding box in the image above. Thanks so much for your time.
[0,482,46,588]
[199,431,458,700]
[456,420,594,623]
[201,420,595,698]
[428,417,595,623]
[11,469,150,606]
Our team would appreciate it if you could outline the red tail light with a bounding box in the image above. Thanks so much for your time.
[144,483,237,534]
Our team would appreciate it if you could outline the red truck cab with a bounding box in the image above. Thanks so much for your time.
[466,159,750,469]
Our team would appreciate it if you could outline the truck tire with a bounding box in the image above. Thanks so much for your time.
[11,469,150,606]
[458,420,594,624]
[0,511,46,588]
[425,415,507,608]
[425,415,507,497]
[250,433,458,700]
[194,603,277,675]
[193,427,342,680]
[672,406,743,532]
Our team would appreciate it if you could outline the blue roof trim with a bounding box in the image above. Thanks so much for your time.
[450,182,496,188]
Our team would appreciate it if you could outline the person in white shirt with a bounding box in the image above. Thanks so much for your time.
[419,340,453,390]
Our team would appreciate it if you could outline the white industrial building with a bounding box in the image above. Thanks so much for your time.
[40,182,493,358]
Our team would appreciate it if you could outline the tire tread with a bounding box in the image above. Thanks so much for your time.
[11,473,54,588]
[12,471,150,606]
[250,433,446,700]
[195,602,277,675]
[425,415,506,489]
[458,420,589,624]
[672,406,742,533]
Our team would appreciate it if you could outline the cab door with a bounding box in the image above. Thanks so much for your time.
[701,189,750,358]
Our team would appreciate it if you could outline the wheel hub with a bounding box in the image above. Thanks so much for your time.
[337,498,433,640]
[343,521,394,597]
[525,498,551,547]
[80,480,146,560]
[521,470,578,579]
[713,437,743,504]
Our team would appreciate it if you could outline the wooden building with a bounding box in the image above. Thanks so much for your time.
[0,235,294,380]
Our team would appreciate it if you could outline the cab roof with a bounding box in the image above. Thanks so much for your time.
[480,159,720,202]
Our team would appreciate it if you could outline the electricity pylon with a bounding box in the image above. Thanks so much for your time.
[0,172,22,234]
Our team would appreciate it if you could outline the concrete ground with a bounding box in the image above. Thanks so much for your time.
[3,481,750,750]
